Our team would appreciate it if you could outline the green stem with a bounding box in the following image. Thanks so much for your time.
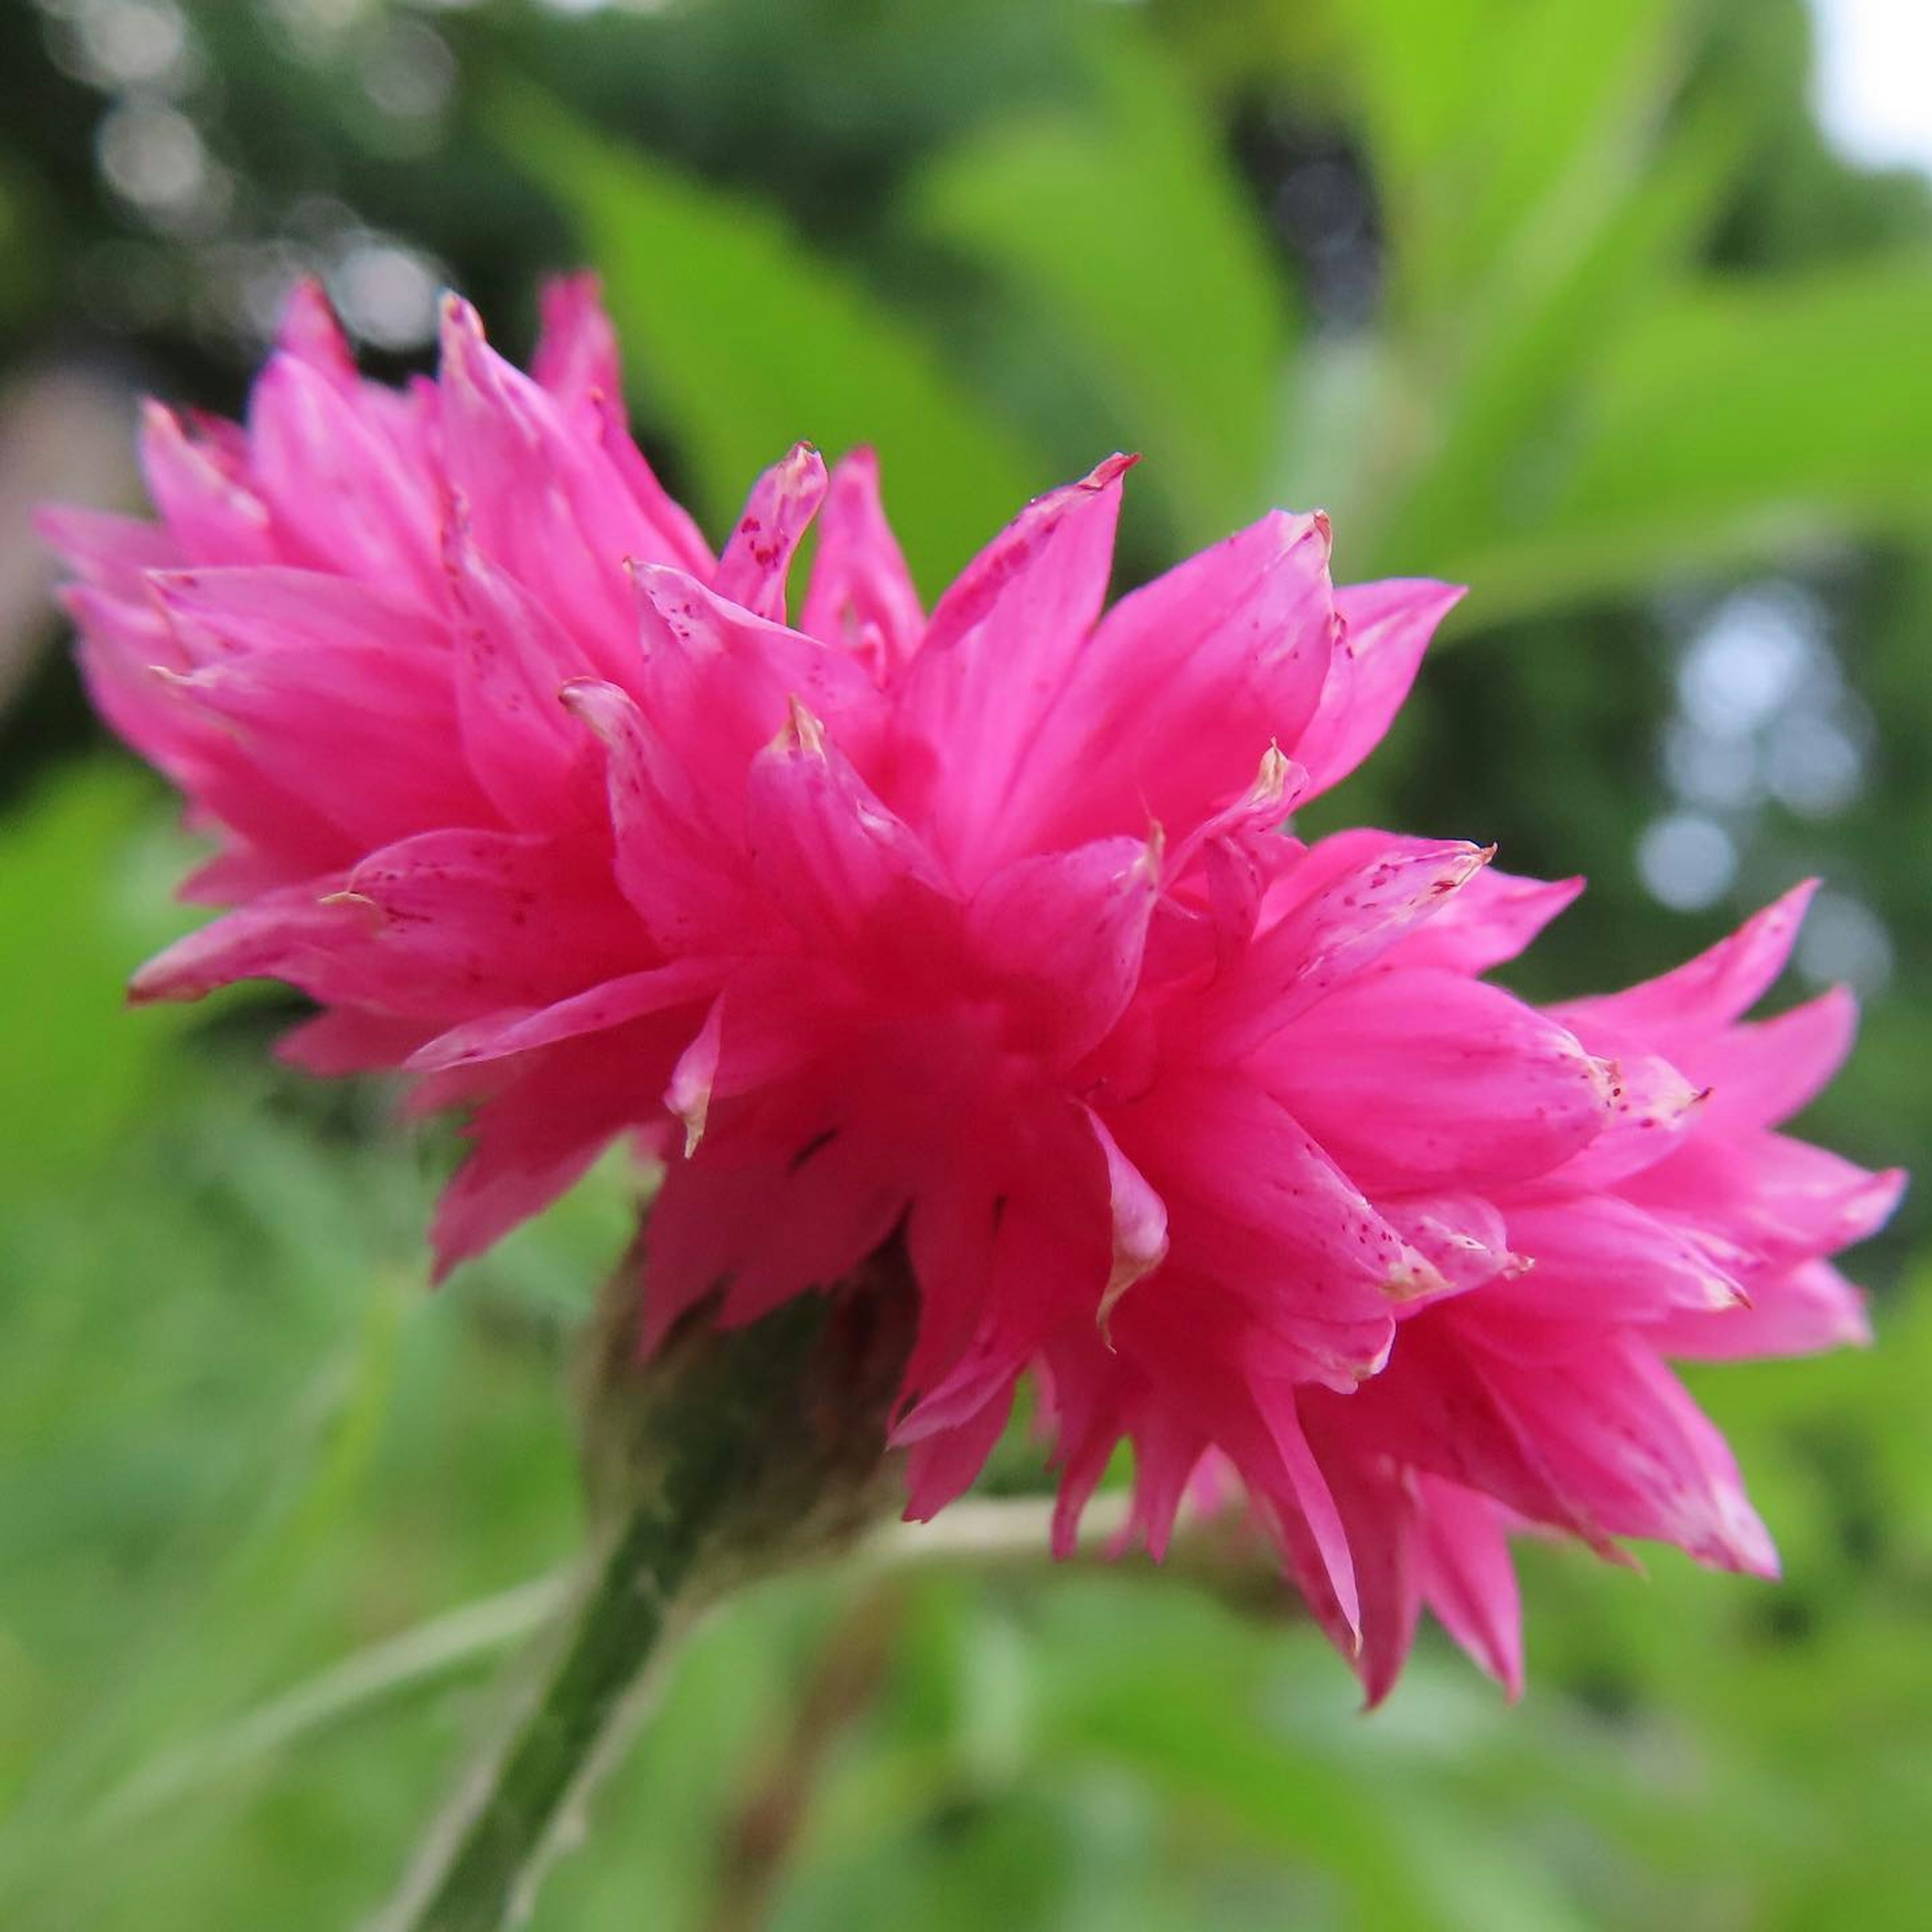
[376,1515,693,1931]
[377,1260,915,1932]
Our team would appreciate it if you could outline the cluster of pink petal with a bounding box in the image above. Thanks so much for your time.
[44,280,1902,1700]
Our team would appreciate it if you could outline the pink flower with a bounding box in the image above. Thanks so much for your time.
[44,280,1901,1697]
[1292,881,1904,1700]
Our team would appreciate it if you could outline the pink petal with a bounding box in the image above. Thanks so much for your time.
[247,353,443,608]
[743,703,951,954]
[799,447,924,676]
[1415,1476,1524,1698]
[1654,1257,1872,1360]
[560,677,760,952]
[138,403,275,564]
[1295,579,1463,798]
[408,961,717,1073]
[444,523,606,828]
[1695,985,1860,1133]
[1192,833,1493,1060]
[130,883,359,1004]
[630,564,891,787]
[275,277,357,389]
[1381,866,1584,976]
[967,836,1161,1067]
[159,643,491,850]
[1109,1075,1417,1377]
[1477,1195,1748,1333]
[903,1386,1015,1521]
[529,275,715,577]
[641,1116,914,1351]
[995,508,1337,857]
[1624,1131,1905,1274]
[1559,882,1819,1047]
[34,504,178,593]
[277,1008,435,1076]
[1084,1106,1170,1336]
[532,271,622,413]
[1473,1337,1779,1576]
[432,1024,675,1276]
[892,456,1131,884]
[342,827,649,1020]
[1260,970,1612,1191]
[1537,1048,1706,1190]
[439,295,663,658]
[713,442,828,623]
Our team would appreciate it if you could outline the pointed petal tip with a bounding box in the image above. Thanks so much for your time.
[556,675,629,738]
[538,266,603,311]
[775,693,829,758]
[1085,451,1139,490]
[436,291,490,374]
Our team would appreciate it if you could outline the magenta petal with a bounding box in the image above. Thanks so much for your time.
[530,274,714,577]
[743,705,949,952]
[138,403,275,565]
[247,354,443,608]
[1415,1477,1524,1699]
[275,277,358,388]
[444,527,604,828]
[1295,579,1463,798]
[1114,1074,1423,1365]
[1262,970,1612,1191]
[432,1026,674,1277]
[642,1124,913,1352]
[1655,1257,1872,1360]
[1561,882,1819,1047]
[35,504,178,592]
[1194,833,1492,1058]
[130,884,358,1005]
[408,962,718,1073]
[893,456,1131,884]
[995,508,1336,857]
[903,1386,1016,1522]
[560,677,759,951]
[1480,1195,1748,1331]
[799,447,924,675]
[1695,985,1860,1132]
[630,564,890,783]
[1475,1338,1779,1576]
[1541,1046,1706,1190]
[1082,1106,1169,1335]
[343,827,648,1020]
[532,271,623,415]
[160,645,491,849]
[713,442,828,623]
[1383,866,1584,976]
[968,837,1160,1067]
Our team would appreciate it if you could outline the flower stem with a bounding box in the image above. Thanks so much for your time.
[376,1502,697,1932]
[377,1254,917,1932]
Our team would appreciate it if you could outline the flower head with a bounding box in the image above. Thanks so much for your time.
[45,279,1901,1699]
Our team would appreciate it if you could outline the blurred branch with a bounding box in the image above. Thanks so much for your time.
[701,1580,906,1932]
[0,366,137,721]
[68,1493,1287,1863]
[85,1571,573,1840]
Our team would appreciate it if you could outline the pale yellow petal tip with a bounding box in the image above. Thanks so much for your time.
[1096,1238,1168,1350]
[776,693,828,759]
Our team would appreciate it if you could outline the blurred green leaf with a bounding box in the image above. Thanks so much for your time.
[1447,256,1932,615]
[0,764,189,1191]
[910,30,1292,544]
[496,84,1048,595]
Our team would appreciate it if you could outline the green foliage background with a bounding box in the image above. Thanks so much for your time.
[1,2,1927,1926]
